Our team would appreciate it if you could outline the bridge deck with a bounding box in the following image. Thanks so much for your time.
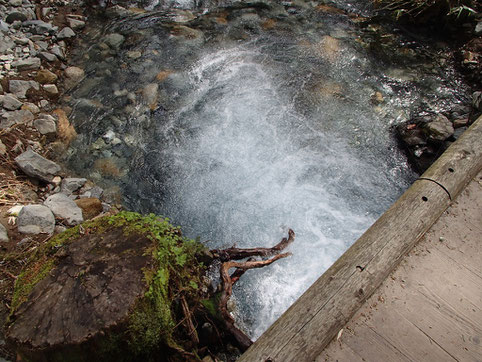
[318,171,482,361]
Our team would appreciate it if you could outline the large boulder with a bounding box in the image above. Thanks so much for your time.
[15,149,61,182]
[6,212,206,361]
[44,193,83,225]
[17,205,55,234]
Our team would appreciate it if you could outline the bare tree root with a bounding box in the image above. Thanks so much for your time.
[212,229,295,262]
[214,229,295,352]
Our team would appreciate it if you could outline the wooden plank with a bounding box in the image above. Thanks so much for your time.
[316,339,364,362]
[427,174,482,278]
[361,306,457,362]
[393,286,482,361]
[334,323,411,362]
[402,245,482,321]
[240,116,482,362]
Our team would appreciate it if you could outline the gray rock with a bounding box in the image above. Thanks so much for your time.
[67,18,85,30]
[61,178,87,194]
[17,204,55,234]
[0,20,9,33]
[22,20,57,35]
[0,139,6,155]
[15,149,61,182]
[0,223,8,242]
[475,21,482,36]
[9,79,39,98]
[43,84,58,95]
[473,91,482,111]
[64,66,84,89]
[425,114,454,142]
[104,33,124,49]
[142,83,158,106]
[80,186,103,199]
[33,116,56,134]
[6,11,27,24]
[105,5,129,18]
[39,51,57,62]
[0,34,15,53]
[50,45,64,60]
[57,27,75,39]
[0,109,34,129]
[44,193,83,225]
[2,94,22,110]
[12,57,41,71]
[9,0,23,6]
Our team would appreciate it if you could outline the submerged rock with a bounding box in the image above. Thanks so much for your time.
[44,193,83,225]
[15,149,61,182]
[17,204,55,234]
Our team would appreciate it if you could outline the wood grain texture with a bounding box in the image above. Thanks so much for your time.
[239,116,482,362]
[318,170,482,362]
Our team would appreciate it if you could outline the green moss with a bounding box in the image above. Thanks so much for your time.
[10,211,208,358]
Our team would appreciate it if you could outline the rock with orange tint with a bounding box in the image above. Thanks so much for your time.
[53,108,77,145]
[75,197,103,220]
[156,70,173,82]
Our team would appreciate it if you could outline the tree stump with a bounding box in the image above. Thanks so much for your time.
[6,212,206,361]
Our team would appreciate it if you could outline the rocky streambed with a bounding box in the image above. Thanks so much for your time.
[0,0,481,359]
[62,0,480,340]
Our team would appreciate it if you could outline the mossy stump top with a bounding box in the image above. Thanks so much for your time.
[6,212,205,361]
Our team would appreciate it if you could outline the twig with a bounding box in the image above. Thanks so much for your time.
[181,296,200,345]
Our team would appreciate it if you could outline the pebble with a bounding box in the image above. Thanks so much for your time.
[39,51,57,62]
[57,27,75,40]
[0,223,8,242]
[2,94,23,110]
[35,69,58,84]
[61,177,87,194]
[33,116,57,134]
[43,84,59,95]
[12,57,41,71]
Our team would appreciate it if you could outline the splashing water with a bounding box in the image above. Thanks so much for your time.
[66,2,470,338]
[135,46,414,337]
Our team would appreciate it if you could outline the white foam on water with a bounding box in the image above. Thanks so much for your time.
[150,46,413,338]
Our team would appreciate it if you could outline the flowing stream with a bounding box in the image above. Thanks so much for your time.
[65,0,469,338]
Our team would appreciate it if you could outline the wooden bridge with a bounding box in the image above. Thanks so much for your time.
[239,116,482,361]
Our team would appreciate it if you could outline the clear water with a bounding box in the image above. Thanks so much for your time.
[66,1,468,338]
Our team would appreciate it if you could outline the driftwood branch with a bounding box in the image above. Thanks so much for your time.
[212,229,295,262]
[215,229,295,352]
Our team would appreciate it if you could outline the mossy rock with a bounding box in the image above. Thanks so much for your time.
[6,212,206,361]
